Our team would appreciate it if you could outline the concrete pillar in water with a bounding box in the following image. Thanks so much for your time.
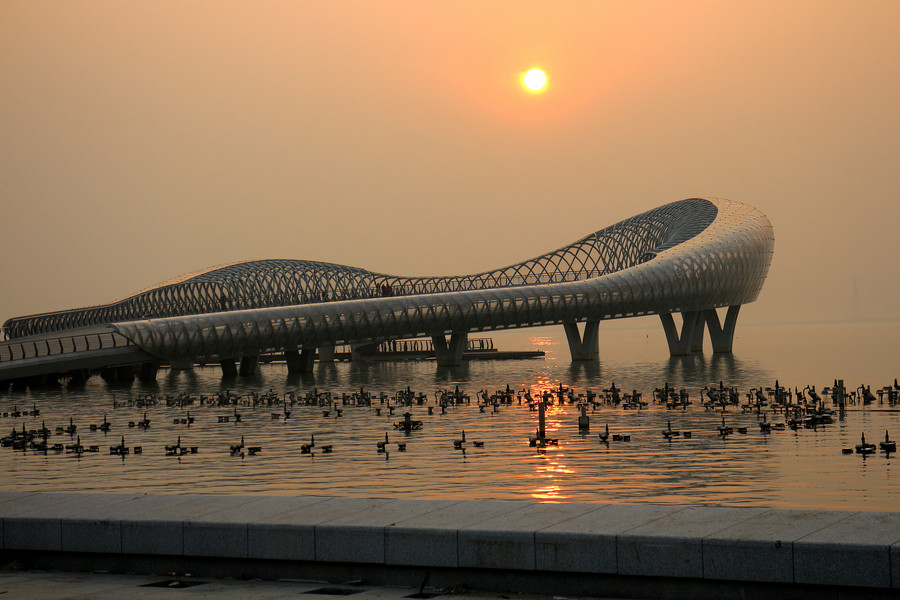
[238,355,259,377]
[284,349,301,372]
[690,316,706,353]
[285,349,316,374]
[67,369,92,385]
[300,348,314,370]
[100,365,135,383]
[317,345,335,362]
[16,373,57,389]
[138,361,160,382]
[220,358,238,377]
[431,332,468,367]
[659,311,703,356]
[563,321,600,361]
[703,305,742,354]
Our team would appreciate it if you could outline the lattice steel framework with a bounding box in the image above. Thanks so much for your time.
[4,197,721,339]
[98,197,774,361]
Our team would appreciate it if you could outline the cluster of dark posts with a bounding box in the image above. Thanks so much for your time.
[1,378,899,459]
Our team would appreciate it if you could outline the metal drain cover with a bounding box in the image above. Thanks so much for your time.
[304,587,366,595]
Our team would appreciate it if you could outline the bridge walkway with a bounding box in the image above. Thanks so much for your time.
[0,326,155,385]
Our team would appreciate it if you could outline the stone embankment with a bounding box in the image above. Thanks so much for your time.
[2,492,899,599]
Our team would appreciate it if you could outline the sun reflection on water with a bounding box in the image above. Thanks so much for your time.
[531,451,571,502]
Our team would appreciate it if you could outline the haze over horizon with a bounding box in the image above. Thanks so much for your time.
[2,1,898,327]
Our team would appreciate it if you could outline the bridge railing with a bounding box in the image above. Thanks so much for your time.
[378,269,609,297]
[0,331,134,364]
[333,337,495,355]
[376,337,495,354]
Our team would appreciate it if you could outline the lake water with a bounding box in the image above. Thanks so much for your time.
[1,319,898,510]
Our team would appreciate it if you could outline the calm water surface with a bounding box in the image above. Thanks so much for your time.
[1,320,898,510]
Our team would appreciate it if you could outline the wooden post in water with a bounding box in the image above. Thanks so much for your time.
[578,405,590,433]
[538,398,546,441]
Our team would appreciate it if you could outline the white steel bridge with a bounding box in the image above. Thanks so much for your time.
[0,197,773,386]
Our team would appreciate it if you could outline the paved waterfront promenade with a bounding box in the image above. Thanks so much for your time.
[2,492,900,599]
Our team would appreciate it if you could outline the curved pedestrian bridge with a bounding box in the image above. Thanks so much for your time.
[0,197,774,386]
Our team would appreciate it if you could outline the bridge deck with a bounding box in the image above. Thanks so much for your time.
[0,326,154,382]
[0,198,774,385]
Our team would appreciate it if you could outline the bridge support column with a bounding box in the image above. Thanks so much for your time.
[660,311,704,356]
[704,305,741,353]
[563,321,600,361]
[317,345,335,362]
[67,369,91,385]
[691,316,705,353]
[100,365,135,384]
[138,361,160,382]
[17,376,41,389]
[285,349,316,374]
[432,332,468,367]
[220,359,238,377]
[238,355,259,377]
[14,374,58,389]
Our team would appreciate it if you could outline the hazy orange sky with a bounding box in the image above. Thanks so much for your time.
[2,0,898,326]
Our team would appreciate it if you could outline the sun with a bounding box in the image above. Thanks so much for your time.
[523,68,547,92]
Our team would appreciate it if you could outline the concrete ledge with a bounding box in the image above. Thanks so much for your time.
[703,508,850,583]
[793,512,900,589]
[2,492,900,597]
[617,506,768,579]
[458,502,602,570]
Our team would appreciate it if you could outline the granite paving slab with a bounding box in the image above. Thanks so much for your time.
[793,511,900,588]
[458,502,604,570]
[535,503,682,574]
[617,505,766,578]
[116,494,263,555]
[386,500,533,567]
[0,492,137,518]
[0,491,36,508]
[245,496,386,561]
[5,492,900,593]
[316,499,460,564]
[192,495,333,523]
[703,507,853,583]
[185,495,334,560]
[2,493,140,552]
